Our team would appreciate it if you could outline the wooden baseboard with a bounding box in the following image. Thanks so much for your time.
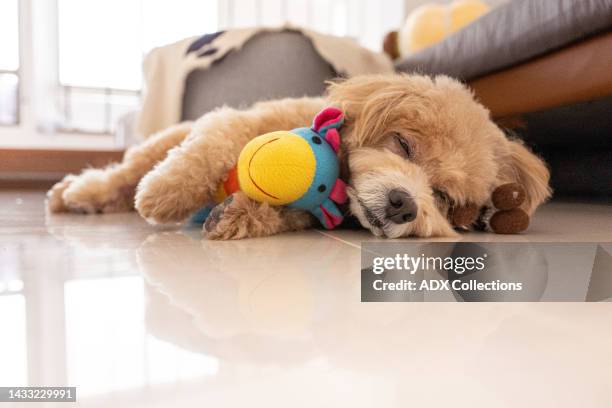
[0,179,57,189]
[0,148,125,181]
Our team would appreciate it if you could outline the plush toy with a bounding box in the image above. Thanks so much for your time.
[489,183,530,234]
[450,183,530,234]
[192,107,347,229]
[383,0,490,60]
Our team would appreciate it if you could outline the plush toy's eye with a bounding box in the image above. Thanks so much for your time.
[312,136,322,145]
[394,133,412,159]
[318,184,326,192]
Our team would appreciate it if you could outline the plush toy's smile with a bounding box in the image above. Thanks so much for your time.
[248,138,280,200]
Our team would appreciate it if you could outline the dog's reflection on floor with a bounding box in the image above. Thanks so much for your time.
[138,231,522,370]
[140,230,356,365]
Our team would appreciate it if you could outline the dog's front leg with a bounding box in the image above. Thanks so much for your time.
[203,192,314,240]
[47,122,192,214]
[135,97,325,224]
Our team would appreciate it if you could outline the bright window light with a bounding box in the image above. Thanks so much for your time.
[0,73,19,125]
[0,0,19,71]
[0,0,19,125]
[58,0,218,90]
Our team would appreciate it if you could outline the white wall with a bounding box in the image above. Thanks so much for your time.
[219,0,406,50]
[219,0,510,51]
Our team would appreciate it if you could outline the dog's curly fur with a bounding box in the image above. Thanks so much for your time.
[47,74,551,239]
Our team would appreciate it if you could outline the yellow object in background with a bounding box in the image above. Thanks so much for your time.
[450,0,490,32]
[398,0,490,55]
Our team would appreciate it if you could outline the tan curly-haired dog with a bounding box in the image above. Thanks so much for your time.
[47,74,551,239]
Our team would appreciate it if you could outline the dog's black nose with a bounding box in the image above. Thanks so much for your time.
[386,189,417,224]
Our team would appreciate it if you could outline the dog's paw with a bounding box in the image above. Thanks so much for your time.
[58,169,135,214]
[203,196,236,238]
[46,175,77,213]
[47,170,135,214]
[135,173,202,224]
[204,192,282,240]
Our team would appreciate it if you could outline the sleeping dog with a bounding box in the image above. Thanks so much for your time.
[47,74,550,239]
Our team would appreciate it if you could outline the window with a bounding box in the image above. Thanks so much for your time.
[221,0,404,51]
[57,0,219,134]
[0,0,19,125]
[3,0,404,143]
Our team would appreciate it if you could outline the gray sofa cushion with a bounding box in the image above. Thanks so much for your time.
[395,0,612,80]
[182,31,336,121]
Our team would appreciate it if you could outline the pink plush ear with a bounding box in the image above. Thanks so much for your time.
[312,107,344,154]
[325,128,340,153]
[312,107,344,133]
[329,178,347,204]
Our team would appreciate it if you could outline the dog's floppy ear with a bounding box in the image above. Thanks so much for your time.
[499,139,552,214]
[312,107,344,153]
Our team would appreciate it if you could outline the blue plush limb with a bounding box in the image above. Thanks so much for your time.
[310,198,344,229]
[310,206,327,228]
[321,198,342,218]
[189,205,213,225]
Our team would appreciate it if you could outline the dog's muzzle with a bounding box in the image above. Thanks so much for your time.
[385,189,417,224]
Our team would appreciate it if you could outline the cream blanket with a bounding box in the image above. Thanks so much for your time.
[137,25,394,137]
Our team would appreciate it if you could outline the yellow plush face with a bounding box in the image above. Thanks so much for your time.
[237,131,316,205]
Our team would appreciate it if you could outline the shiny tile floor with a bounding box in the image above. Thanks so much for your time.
[1,189,611,407]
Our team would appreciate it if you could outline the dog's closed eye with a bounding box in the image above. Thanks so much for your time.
[392,133,413,159]
[433,188,452,206]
